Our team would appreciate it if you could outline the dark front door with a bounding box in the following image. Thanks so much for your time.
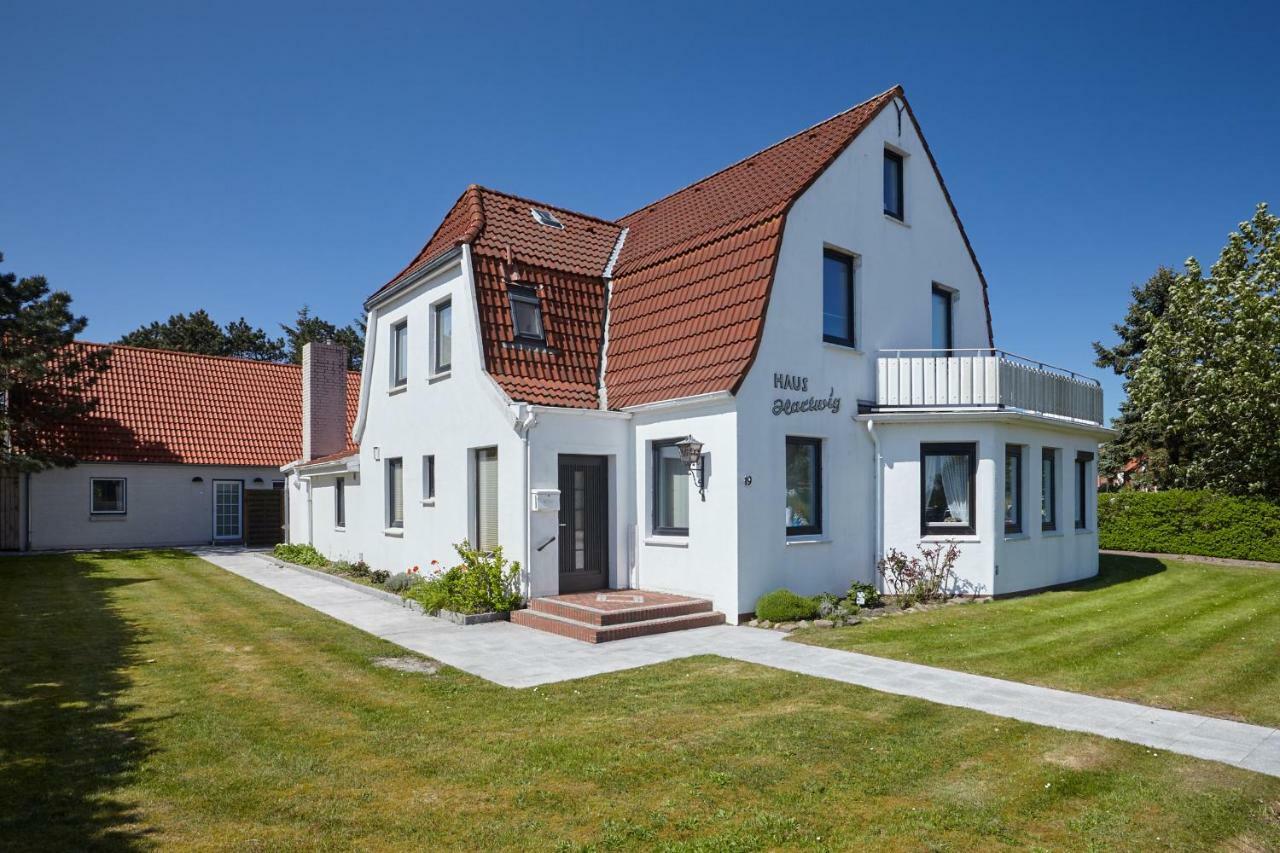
[558,455,608,593]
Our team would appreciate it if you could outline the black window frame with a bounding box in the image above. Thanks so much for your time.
[432,299,452,374]
[390,319,408,387]
[884,149,905,220]
[423,454,436,501]
[920,442,977,536]
[931,283,954,352]
[1004,445,1023,535]
[1042,448,1057,532]
[1075,451,1094,530]
[335,476,346,528]
[507,285,546,345]
[90,477,127,515]
[651,439,690,536]
[821,248,856,347]
[387,457,404,529]
[785,436,823,537]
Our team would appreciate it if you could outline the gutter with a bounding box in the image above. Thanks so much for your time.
[515,403,538,599]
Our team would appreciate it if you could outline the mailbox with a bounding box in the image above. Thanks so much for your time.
[531,489,561,512]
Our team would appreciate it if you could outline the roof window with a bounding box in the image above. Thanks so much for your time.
[530,208,564,229]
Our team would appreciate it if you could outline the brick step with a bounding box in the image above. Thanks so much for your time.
[511,607,726,643]
[529,595,713,626]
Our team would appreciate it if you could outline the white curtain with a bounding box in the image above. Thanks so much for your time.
[940,454,970,524]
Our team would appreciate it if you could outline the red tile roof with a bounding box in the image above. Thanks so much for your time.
[51,343,359,466]
[373,86,993,410]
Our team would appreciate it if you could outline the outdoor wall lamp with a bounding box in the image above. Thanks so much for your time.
[676,435,707,501]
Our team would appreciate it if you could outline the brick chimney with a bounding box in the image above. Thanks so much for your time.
[302,342,347,461]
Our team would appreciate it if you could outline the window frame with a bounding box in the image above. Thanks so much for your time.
[821,248,857,348]
[432,299,452,375]
[919,442,977,537]
[1004,445,1023,535]
[884,149,905,220]
[507,285,546,345]
[931,283,954,352]
[390,319,408,387]
[1075,450,1094,530]
[473,446,499,552]
[1042,448,1058,532]
[386,457,404,529]
[90,477,127,515]
[423,454,436,502]
[651,439,690,537]
[785,436,823,537]
[335,476,346,528]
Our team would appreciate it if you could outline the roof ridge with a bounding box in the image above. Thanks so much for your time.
[620,85,901,223]
[470,184,621,228]
[75,340,361,375]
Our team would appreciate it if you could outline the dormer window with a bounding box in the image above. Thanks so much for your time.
[508,285,545,344]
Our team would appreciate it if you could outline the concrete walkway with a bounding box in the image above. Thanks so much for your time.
[194,548,1280,779]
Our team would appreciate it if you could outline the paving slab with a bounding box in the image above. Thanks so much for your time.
[193,548,1280,778]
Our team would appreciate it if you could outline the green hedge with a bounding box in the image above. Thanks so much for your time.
[1098,489,1280,562]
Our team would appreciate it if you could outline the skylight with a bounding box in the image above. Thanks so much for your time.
[530,208,564,229]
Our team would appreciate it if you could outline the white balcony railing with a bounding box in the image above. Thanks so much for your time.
[876,349,1104,425]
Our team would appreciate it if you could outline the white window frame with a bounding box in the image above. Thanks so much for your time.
[90,477,127,515]
[431,298,452,377]
[335,476,346,529]
[390,319,408,388]
[386,457,404,529]
[422,454,436,504]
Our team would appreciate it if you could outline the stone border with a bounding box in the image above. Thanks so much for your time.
[436,609,510,626]
[750,595,992,633]
[254,553,425,613]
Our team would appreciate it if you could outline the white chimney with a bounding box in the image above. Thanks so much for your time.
[302,342,347,461]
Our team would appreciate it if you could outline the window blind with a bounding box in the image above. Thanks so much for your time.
[388,458,404,527]
[475,447,498,551]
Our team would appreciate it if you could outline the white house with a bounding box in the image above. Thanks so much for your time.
[13,344,358,551]
[284,85,1111,638]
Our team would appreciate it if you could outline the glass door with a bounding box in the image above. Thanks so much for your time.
[213,480,243,541]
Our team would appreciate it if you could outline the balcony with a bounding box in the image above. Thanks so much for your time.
[875,349,1104,426]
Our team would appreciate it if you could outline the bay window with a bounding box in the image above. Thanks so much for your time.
[1075,451,1094,530]
[921,443,976,536]
[1042,448,1058,531]
[1004,445,1023,534]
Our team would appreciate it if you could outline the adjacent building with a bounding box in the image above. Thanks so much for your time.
[15,344,358,550]
[284,85,1112,623]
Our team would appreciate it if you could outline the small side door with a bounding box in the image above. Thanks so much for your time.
[213,480,244,543]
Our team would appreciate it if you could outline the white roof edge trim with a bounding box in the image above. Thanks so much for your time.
[363,245,464,311]
[603,227,628,279]
[619,390,734,413]
[855,410,1114,439]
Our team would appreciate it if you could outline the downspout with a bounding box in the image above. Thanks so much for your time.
[517,405,538,598]
[865,418,883,577]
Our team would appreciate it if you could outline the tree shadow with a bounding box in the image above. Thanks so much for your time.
[0,553,159,850]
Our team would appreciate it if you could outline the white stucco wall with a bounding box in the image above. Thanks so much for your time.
[28,462,283,550]
[730,95,993,615]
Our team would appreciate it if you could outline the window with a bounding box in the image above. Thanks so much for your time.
[474,447,498,551]
[387,458,404,529]
[931,284,954,353]
[508,285,545,344]
[785,437,822,536]
[1004,446,1023,534]
[432,300,452,374]
[1075,451,1094,530]
[423,455,435,501]
[1042,448,1058,531]
[822,249,856,346]
[390,320,408,387]
[335,477,346,528]
[90,478,126,514]
[652,440,690,535]
[921,443,976,536]
[884,149,905,220]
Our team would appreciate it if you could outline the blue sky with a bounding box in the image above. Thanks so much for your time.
[3,1,1278,420]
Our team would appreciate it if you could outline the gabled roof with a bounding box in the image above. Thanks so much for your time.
[50,344,360,466]
[373,85,993,411]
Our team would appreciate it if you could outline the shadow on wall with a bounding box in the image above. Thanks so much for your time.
[0,552,159,850]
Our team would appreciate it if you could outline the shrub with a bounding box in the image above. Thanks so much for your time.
[1098,489,1280,562]
[402,542,523,615]
[845,581,882,609]
[370,569,390,585]
[384,572,421,593]
[272,543,328,567]
[755,589,819,622]
[814,592,841,618]
[877,541,962,606]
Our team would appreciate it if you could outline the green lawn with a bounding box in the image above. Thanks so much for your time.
[797,554,1280,728]
[2,552,1278,850]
